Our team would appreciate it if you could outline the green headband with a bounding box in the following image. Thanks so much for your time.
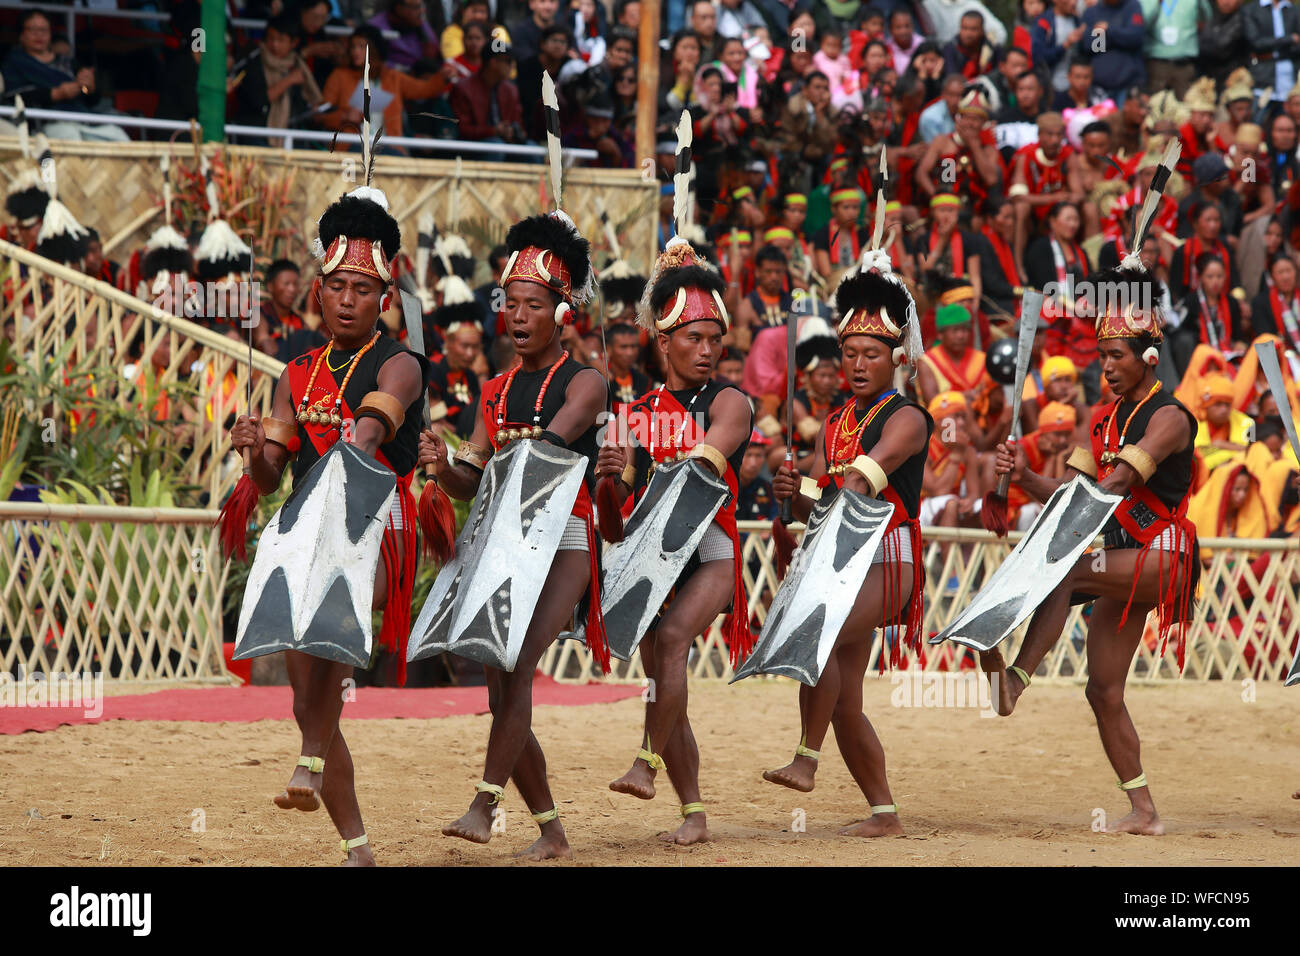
[936,304,972,329]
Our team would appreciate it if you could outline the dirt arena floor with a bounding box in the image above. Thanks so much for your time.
[1,678,1297,866]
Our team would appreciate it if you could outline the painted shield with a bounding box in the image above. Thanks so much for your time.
[930,476,1122,652]
[731,490,894,686]
[406,438,586,671]
[1287,654,1299,688]
[235,442,397,667]
[599,458,732,661]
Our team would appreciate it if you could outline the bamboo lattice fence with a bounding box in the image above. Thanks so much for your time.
[539,524,1300,686]
[1,238,285,505]
[0,139,659,277]
[0,501,230,683]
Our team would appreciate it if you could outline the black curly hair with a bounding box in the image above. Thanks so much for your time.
[796,331,840,369]
[36,231,89,265]
[647,264,726,323]
[142,246,193,281]
[835,269,913,343]
[318,194,401,264]
[601,274,646,306]
[6,187,48,224]
[431,252,476,281]
[505,214,592,298]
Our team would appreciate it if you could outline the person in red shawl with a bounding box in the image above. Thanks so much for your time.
[597,234,753,846]
[985,254,1200,836]
[416,209,608,861]
[226,187,428,866]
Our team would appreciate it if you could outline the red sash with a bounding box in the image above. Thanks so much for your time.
[982,226,1021,303]
[287,345,417,684]
[624,387,753,664]
[925,345,983,392]
[477,365,607,665]
[829,223,862,267]
[819,397,924,664]
[929,227,963,278]
[1269,286,1300,352]
[1089,400,1198,669]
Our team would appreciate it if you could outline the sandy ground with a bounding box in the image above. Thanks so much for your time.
[0,678,1297,866]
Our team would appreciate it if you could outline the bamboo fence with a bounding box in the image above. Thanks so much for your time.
[539,524,1300,685]
[0,501,230,683]
[0,138,659,276]
[1,238,285,505]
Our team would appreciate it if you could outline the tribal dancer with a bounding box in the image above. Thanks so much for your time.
[979,261,1199,836]
[754,258,931,838]
[409,73,608,860]
[226,187,427,865]
[595,238,754,846]
[412,215,607,860]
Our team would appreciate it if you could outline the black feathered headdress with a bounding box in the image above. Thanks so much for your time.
[501,212,595,305]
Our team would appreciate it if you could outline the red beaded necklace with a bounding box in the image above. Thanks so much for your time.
[493,350,568,446]
[827,390,895,476]
[1100,380,1161,467]
[296,333,380,427]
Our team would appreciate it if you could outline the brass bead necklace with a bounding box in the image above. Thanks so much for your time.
[1099,380,1161,467]
[493,350,568,447]
[296,333,380,428]
[826,390,895,477]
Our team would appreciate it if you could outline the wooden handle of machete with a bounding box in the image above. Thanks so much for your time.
[241,446,252,477]
[779,452,794,524]
[994,438,1016,498]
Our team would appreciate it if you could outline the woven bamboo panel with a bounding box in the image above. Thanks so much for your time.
[538,524,1300,685]
[0,502,231,683]
[1,239,285,505]
[0,138,659,275]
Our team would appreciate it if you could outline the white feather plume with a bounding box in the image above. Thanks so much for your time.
[196,219,252,265]
[36,199,88,244]
[145,224,187,252]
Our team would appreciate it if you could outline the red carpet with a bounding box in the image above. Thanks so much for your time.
[0,675,642,735]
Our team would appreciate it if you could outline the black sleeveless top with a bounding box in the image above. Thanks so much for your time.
[824,393,933,519]
[629,380,754,485]
[289,335,429,489]
[1094,388,1196,510]
[485,356,602,489]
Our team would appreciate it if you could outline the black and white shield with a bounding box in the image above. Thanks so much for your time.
[599,459,732,661]
[234,442,397,667]
[406,439,587,671]
[731,490,893,686]
[930,475,1122,652]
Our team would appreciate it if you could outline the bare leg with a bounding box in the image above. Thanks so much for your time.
[320,731,374,866]
[833,638,904,837]
[276,652,351,811]
[762,682,819,792]
[610,559,733,807]
[1085,596,1164,835]
[656,714,710,845]
[981,547,1187,717]
[443,550,589,848]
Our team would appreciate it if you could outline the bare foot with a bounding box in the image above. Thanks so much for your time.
[979,649,1024,717]
[659,813,710,845]
[273,763,321,811]
[838,812,904,838]
[609,760,656,800]
[1293,788,1299,800]
[343,844,376,866]
[442,797,496,844]
[762,754,817,792]
[1106,808,1164,835]
[515,822,572,861]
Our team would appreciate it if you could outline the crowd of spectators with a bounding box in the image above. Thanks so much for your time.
[4,0,1300,560]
